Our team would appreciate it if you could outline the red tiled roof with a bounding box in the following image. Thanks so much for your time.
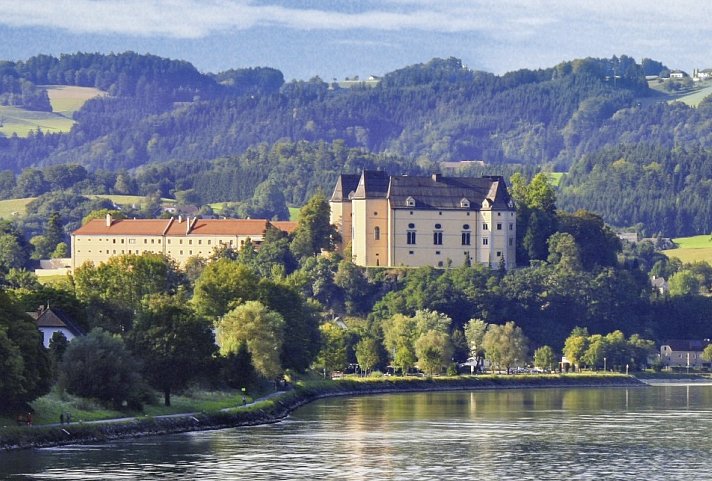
[270,221,298,233]
[73,218,291,237]
[73,219,170,236]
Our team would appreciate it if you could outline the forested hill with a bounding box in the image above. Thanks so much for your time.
[0,53,647,172]
[3,52,712,237]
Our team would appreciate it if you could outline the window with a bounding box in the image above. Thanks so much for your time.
[113,239,116,244]
[408,223,415,229]
[435,223,442,229]
[198,240,202,245]
[483,238,489,246]
[463,224,470,230]
[497,223,502,230]
[189,240,192,245]
[462,232,471,245]
[409,250,414,255]
[435,251,441,255]
[496,251,502,257]
[509,237,514,246]
[151,239,155,244]
[407,231,417,245]
[374,226,380,240]
[437,261,444,267]
[144,239,147,244]
[207,240,211,245]
[433,231,443,245]
[121,239,124,244]
[373,212,378,216]
[460,198,470,208]
[509,223,514,231]
[483,223,489,230]
[129,239,136,244]
[406,196,416,207]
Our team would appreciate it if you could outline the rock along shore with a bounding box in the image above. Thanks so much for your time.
[0,374,643,451]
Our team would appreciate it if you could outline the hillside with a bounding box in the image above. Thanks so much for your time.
[2,52,712,237]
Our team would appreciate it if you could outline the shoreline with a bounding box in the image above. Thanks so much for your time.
[0,374,643,452]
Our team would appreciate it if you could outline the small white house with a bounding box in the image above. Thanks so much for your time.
[27,306,84,348]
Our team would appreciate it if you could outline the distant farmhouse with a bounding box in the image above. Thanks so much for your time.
[71,215,297,271]
[330,171,516,269]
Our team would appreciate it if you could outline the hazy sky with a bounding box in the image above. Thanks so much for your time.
[0,0,710,80]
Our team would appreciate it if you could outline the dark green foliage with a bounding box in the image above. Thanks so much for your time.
[128,294,216,406]
[0,289,52,411]
[220,341,257,390]
[59,328,143,409]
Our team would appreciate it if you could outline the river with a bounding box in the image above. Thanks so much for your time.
[2,383,712,480]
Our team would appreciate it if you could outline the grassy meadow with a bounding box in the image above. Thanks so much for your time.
[662,234,712,263]
[0,197,35,219]
[0,85,103,138]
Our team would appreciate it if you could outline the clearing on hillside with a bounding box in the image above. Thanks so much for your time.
[0,85,104,138]
[662,235,712,264]
[0,197,36,219]
[41,85,106,117]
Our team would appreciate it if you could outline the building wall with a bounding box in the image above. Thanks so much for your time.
[72,233,264,270]
[661,347,709,368]
[351,197,388,266]
[329,200,352,252]
[39,327,77,348]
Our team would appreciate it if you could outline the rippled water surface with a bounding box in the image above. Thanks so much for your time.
[3,384,712,480]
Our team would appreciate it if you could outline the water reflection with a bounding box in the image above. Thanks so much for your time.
[3,385,712,480]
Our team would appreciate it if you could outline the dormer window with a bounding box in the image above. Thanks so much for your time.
[460,198,470,208]
[405,196,416,207]
[482,198,493,208]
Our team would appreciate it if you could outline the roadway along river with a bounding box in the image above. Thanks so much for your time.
[2,384,712,480]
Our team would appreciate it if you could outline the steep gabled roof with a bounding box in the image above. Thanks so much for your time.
[352,171,390,199]
[330,174,361,202]
[28,307,85,338]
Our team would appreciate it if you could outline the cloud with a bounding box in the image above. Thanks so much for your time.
[0,0,710,42]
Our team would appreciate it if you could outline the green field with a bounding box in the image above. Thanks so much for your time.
[0,85,104,138]
[0,105,75,137]
[547,172,565,187]
[0,197,35,219]
[289,206,300,221]
[662,234,712,263]
[86,194,174,208]
[669,83,712,107]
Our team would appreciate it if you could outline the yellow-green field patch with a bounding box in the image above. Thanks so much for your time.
[41,85,106,117]
[662,235,712,264]
[87,194,175,208]
[547,172,565,187]
[289,206,300,221]
[0,105,75,137]
[0,197,35,219]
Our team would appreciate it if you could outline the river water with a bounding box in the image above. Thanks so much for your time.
[2,383,712,480]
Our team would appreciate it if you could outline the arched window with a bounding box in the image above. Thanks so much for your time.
[374,226,380,240]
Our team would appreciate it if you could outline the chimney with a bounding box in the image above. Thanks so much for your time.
[106,213,112,227]
[178,215,183,223]
[432,173,442,182]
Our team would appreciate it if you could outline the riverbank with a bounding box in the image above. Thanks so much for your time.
[0,374,643,451]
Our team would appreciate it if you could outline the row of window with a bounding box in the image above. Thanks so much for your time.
[404,231,514,247]
[405,250,504,257]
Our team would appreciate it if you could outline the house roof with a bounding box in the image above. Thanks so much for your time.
[74,218,293,237]
[388,174,512,210]
[662,339,711,351]
[330,174,361,202]
[28,307,85,337]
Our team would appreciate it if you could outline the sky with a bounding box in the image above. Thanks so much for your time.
[0,0,711,80]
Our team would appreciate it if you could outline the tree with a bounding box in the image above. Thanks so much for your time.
[415,330,452,376]
[192,259,259,319]
[702,344,712,364]
[48,331,69,378]
[355,337,382,375]
[0,233,29,273]
[290,192,338,258]
[533,345,556,371]
[314,322,348,376]
[464,318,489,372]
[547,232,582,271]
[59,328,143,409]
[128,294,216,406]
[482,321,528,374]
[217,301,285,379]
[221,341,258,389]
[563,327,589,372]
[668,270,701,296]
[0,290,51,410]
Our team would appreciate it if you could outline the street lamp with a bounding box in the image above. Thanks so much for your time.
[604,357,607,372]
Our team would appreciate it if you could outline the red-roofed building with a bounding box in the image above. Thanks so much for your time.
[71,214,294,270]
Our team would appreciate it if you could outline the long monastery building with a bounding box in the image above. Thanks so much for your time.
[71,215,296,271]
